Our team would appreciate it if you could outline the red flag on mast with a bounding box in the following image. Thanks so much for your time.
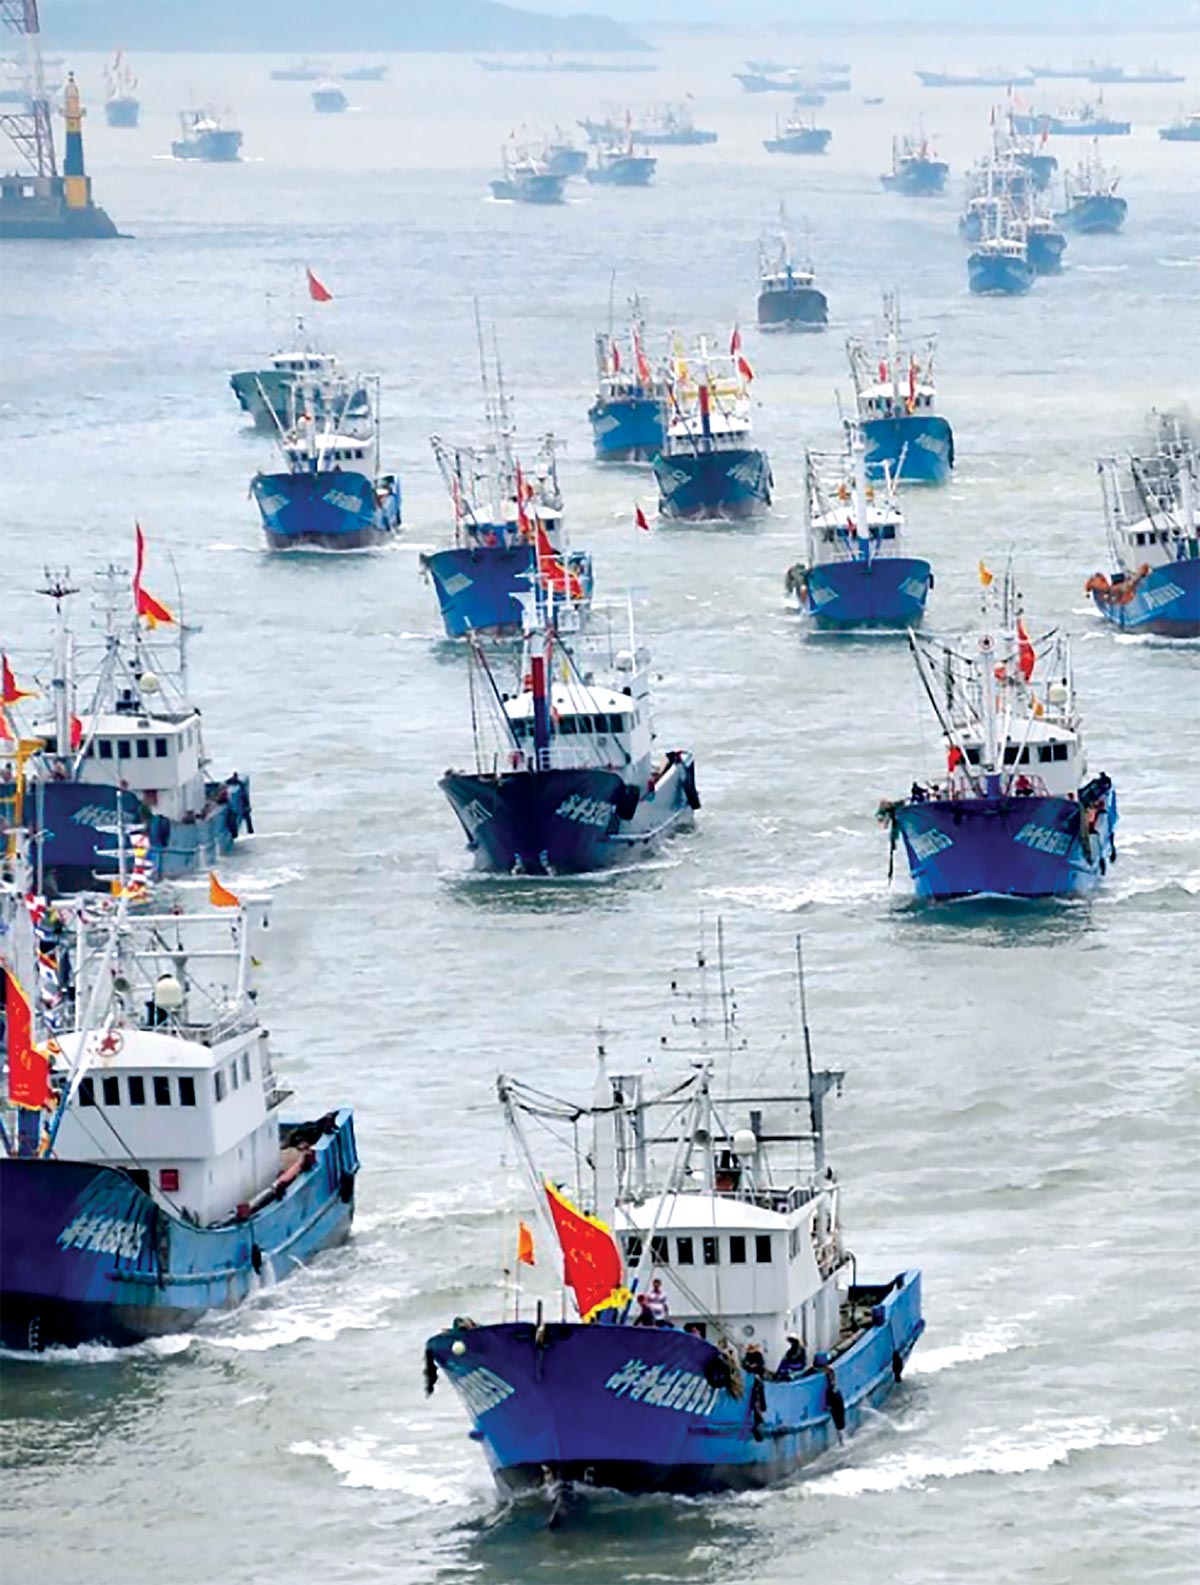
[133,525,176,630]
[634,505,650,533]
[729,324,742,356]
[6,971,51,1111]
[1017,618,1036,682]
[2,654,36,708]
[306,267,333,303]
[544,1181,630,1321]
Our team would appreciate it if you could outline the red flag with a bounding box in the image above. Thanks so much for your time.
[2,654,35,708]
[634,505,650,533]
[1017,618,1036,682]
[947,744,964,774]
[633,328,651,386]
[878,359,889,383]
[544,1181,629,1321]
[730,324,742,356]
[514,464,533,540]
[133,524,176,629]
[0,709,11,743]
[306,267,332,303]
[5,970,51,1111]
[535,522,582,600]
[610,340,621,374]
[517,1221,535,1267]
[737,354,755,383]
[69,714,83,751]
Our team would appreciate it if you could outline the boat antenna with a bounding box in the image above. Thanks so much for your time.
[795,934,841,1176]
[473,296,496,438]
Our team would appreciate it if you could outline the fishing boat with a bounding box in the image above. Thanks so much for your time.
[476,57,657,76]
[1088,413,1199,638]
[786,427,931,628]
[1088,64,1184,85]
[967,217,1034,296]
[102,50,139,128]
[490,143,567,204]
[1,550,253,896]
[1027,61,1101,81]
[756,214,827,332]
[1019,200,1068,273]
[171,108,242,162]
[999,123,1058,191]
[0,870,358,1352]
[342,64,388,82]
[250,377,401,552]
[1158,111,1200,143]
[270,59,327,81]
[846,294,954,485]
[422,324,591,640]
[589,299,667,462]
[916,68,1034,87]
[1010,100,1130,137]
[1054,145,1127,232]
[959,150,1032,241]
[580,104,716,146]
[440,588,697,875]
[880,567,1117,899]
[585,140,656,185]
[230,328,370,433]
[880,133,949,195]
[653,336,772,521]
[311,80,349,114]
[763,108,831,155]
[542,129,588,176]
[425,930,923,1500]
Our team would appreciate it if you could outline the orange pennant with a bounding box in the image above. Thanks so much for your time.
[517,1220,535,1267]
[209,871,240,908]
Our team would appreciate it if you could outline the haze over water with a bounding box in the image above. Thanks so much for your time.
[2,25,1199,1585]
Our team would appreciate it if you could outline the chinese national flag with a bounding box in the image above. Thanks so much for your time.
[544,1181,629,1321]
[2,654,36,707]
[1017,618,1036,682]
[517,1221,535,1267]
[133,524,176,629]
[6,971,51,1110]
[306,267,333,302]
[209,871,240,908]
[535,522,582,600]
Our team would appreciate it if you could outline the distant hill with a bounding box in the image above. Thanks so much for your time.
[42,0,649,53]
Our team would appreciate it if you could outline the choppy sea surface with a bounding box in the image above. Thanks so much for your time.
[2,26,1199,1585]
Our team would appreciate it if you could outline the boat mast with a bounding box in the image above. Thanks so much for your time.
[38,572,78,764]
[795,936,842,1178]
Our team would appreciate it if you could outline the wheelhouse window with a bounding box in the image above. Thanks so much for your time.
[702,1236,719,1266]
[117,740,131,760]
[178,1076,196,1106]
[153,1076,171,1106]
[240,1052,251,1084]
[755,1235,773,1264]
[98,740,113,760]
[155,738,168,757]
[136,739,150,759]
[676,1236,694,1265]
[79,1077,95,1106]
[128,1075,145,1106]
[214,1069,226,1102]
[229,1061,239,1092]
[624,1235,643,1264]
[650,1235,670,1266]
[729,1235,746,1265]
[102,1076,120,1106]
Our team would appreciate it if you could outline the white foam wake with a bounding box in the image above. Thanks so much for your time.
[289,1435,474,1505]
[906,1321,1024,1376]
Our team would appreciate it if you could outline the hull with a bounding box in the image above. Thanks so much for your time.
[892,789,1117,899]
[791,556,932,627]
[968,251,1034,294]
[1027,229,1067,273]
[545,148,588,176]
[1055,194,1126,233]
[252,468,401,551]
[0,1114,358,1352]
[860,414,954,483]
[589,394,664,461]
[421,544,594,640]
[917,71,1034,87]
[312,92,348,113]
[1011,113,1129,136]
[586,157,656,185]
[427,1273,922,1496]
[229,369,370,430]
[104,97,140,127]
[441,756,697,875]
[1014,151,1058,189]
[30,777,252,895]
[654,447,772,521]
[764,130,831,154]
[881,159,949,195]
[490,173,566,203]
[1089,557,1200,638]
[757,285,828,329]
[172,130,243,161]
[1159,124,1200,142]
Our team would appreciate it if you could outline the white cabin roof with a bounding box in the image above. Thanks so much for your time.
[621,1191,801,1232]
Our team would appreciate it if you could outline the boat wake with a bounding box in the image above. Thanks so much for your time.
[702,875,887,911]
[290,1434,481,1505]
[905,1320,1025,1377]
[803,1417,1164,1497]
[0,1332,195,1366]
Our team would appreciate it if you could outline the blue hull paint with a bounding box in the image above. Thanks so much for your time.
[252,468,400,551]
[861,414,954,484]
[799,557,932,627]
[589,394,664,462]
[442,767,624,873]
[968,252,1034,294]
[0,1114,358,1351]
[1091,557,1200,638]
[654,448,772,521]
[427,1273,922,1495]
[32,778,252,894]
[893,790,1117,898]
[421,545,594,640]
[1027,230,1068,272]
[1055,195,1126,233]
[880,159,949,195]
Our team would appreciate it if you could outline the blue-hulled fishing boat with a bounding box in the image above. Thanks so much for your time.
[1158,112,1200,143]
[1021,207,1068,272]
[880,132,948,194]
[311,79,349,114]
[786,426,932,628]
[4,554,252,896]
[230,330,370,433]
[756,212,827,331]
[490,142,567,204]
[102,50,139,127]
[251,375,400,551]
[585,139,657,185]
[589,299,667,462]
[440,588,697,875]
[764,106,832,154]
[968,225,1034,295]
[543,128,588,176]
[916,67,1034,87]
[421,328,591,640]
[653,336,772,521]
[0,876,358,1352]
[425,932,923,1503]
[580,104,717,146]
[171,107,242,161]
[881,569,1117,898]
[1088,413,1199,638]
[846,294,954,485]
[1054,145,1127,232]
[1011,99,1130,137]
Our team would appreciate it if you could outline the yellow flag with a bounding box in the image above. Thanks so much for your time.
[209,871,240,908]
[979,561,994,587]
